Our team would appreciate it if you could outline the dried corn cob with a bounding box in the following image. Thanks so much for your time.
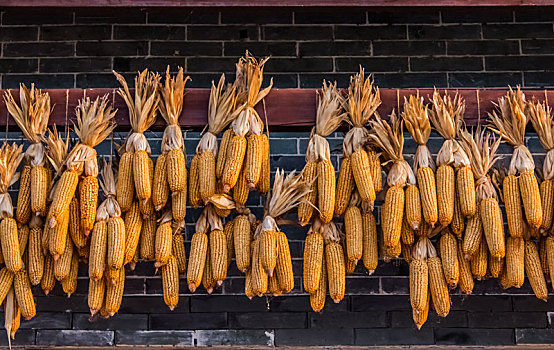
[223,220,234,268]
[234,214,252,273]
[503,173,524,238]
[162,255,179,310]
[344,193,363,262]
[123,202,143,264]
[471,238,488,280]
[427,244,450,317]
[173,232,187,274]
[275,230,294,293]
[62,252,79,297]
[310,254,327,312]
[546,236,554,289]
[457,240,473,294]
[405,184,422,230]
[105,267,125,316]
[187,208,210,293]
[140,216,157,261]
[88,277,105,316]
[362,210,378,274]
[298,161,317,226]
[525,240,548,301]
[325,223,345,304]
[54,237,73,281]
[303,221,324,294]
[450,195,464,237]
[506,236,525,288]
[410,239,429,314]
[152,153,169,211]
[16,165,31,225]
[334,156,354,218]
[14,268,35,320]
[155,211,173,268]
[41,254,55,295]
[210,228,228,286]
[251,239,268,296]
[489,255,504,278]
[440,230,459,288]
[28,217,44,285]
[256,133,271,195]
[69,197,86,248]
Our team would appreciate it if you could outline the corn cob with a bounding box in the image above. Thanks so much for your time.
[524,240,548,300]
[49,169,80,228]
[17,223,29,257]
[383,229,402,261]
[275,231,294,293]
[298,161,317,226]
[318,160,336,223]
[54,237,73,281]
[457,166,476,217]
[245,133,264,188]
[457,240,473,294]
[107,216,125,271]
[187,231,208,293]
[471,238,488,280]
[345,245,357,275]
[217,129,234,180]
[401,216,415,246]
[410,257,428,314]
[1,218,22,273]
[310,255,327,312]
[417,167,438,226]
[326,242,345,303]
[361,211,378,274]
[167,148,187,193]
[413,292,430,330]
[105,267,125,316]
[334,157,354,218]
[368,148,382,193]
[440,231,459,288]
[80,175,98,235]
[304,229,324,293]
[14,268,35,320]
[0,268,14,305]
[88,277,105,315]
[155,215,173,268]
[171,190,186,223]
[244,243,255,299]
[222,135,247,193]
[15,165,31,225]
[352,149,376,205]
[233,215,252,273]
[504,174,523,238]
[152,153,169,211]
[450,195,464,237]
[546,236,554,289]
[140,216,157,260]
[117,152,134,212]
[540,235,550,280]
[223,220,234,268]
[198,150,216,202]
[405,185,422,230]
[89,221,107,281]
[402,242,414,264]
[541,180,554,231]
[480,198,505,258]
[233,165,249,206]
[41,254,55,295]
[520,171,543,228]
[28,224,43,285]
[489,255,504,278]
[256,133,271,195]
[506,236,525,288]
[268,273,281,296]
[31,165,48,216]
[251,239,268,296]
[210,229,228,285]
[188,154,201,208]
[382,185,404,248]
[48,204,70,260]
[62,252,78,297]
[162,255,179,310]
[133,150,153,203]
[462,215,483,258]
[428,256,450,317]
[345,204,363,262]
[123,202,142,264]
[69,197,86,248]
[259,230,277,276]
[106,267,120,286]
[436,165,455,226]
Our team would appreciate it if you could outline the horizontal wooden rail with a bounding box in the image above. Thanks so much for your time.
[1,88,552,129]
[3,0,554,6]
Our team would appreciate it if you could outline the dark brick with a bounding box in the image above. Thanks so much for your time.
[435,328,515,345]
[150,42,222,57]
[0,59,38,74]
[409,24,481,40]
[40,25,112,41]
[525,72,554,88]
[224,42,296,57]
[412,57,483,72]
[486,56,554,71]
[122,278,146,295]
[336,57,408,72]
[451,295,512,312]
[191,295,267,312]
[265,58,333,73]
[119,296,190,314]
[374,41,445,56]
[352,295,410,311]
[468,311,547,328]
[73,313,148,330]
[391,310,467,328]
[114,25,186,40]
[515,7,554,22]
[187,57,243,72]
[36,330,114,346]
[367,8,439,23]
[447,40,520,56]
[335,25,406,40]
[270,296,347,312]
[113,57,186,73]
[221,9,292,24]
[449,72,522,88]
[2,74,75,89]
[311,311,386,328]
[269,138,298,155]
[345,276,380,294]
[484,23,554,39]
[264,26,333,41]
[374,72,448,88]
[270,155,307,171]
[275,328,353,346]
[34,295,88,312]
[76,41,149,57]
[441,7,514,23]
[229,312,306,329]
[299,74,351,88]
[513,296,554,311]
[356,328,434,345]
[196,330,274,346]
[3,42,74,57]
[522,40,554,54]
[40,58,111,73]
[299,41,371,57]
[76,73,126,88]
[150,312,227,330]
[116,330,193,346]
[16,312,71,329]
[75,8,146,23]
[189,25,258,41]
[0,26,39,41]
[295,8,365,24]
[516,329,554,344]
[381,276,409,294]
[148,8,218,24]
[0,330,35,346]
[2,9,73,25]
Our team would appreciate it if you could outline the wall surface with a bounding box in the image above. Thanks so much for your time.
[1,6,554,347]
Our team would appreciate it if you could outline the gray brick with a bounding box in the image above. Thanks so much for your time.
[275,328,353,346]
[355,328,434,345]
[435,328,515,345]
[0,330,36,346]
[229,312,307,329]
[73,313,148,330]
[36,330,114,346]
[516,329,554,344]
[115,330,193,346]
[195,330,274,346]
[19,312,71,329]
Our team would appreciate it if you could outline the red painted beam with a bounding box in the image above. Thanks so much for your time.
[2,0,554,6]
[1,88,552,129]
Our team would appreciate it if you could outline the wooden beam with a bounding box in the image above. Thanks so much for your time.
[2,0,554,6]
[1,88,552,129]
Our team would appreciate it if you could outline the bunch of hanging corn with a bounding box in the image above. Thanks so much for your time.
[335,69,381,214]
[220,52,272,194]
[4,84,51,224]
[489,88,542,235]
[368,111,418,249]
[403,94,438,228]
[298,81,347,225]
[114,69,160,215]
[191,75,240,208]
[459,127,504,259]
[153,67,189,226]
[428,90,470,228]
[247,169,309,298]
[47,95,115,260]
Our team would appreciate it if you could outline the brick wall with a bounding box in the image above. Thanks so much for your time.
[2,5,554,347]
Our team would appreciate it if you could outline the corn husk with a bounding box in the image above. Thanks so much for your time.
[528,98,554,181]
[0,143,24,219]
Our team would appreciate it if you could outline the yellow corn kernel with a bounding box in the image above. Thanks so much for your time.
[233,215,252,273]
[410,258,428,314]
[440,231,459,288]
[256,133,270,195]
[259,230,277,276]
[140,216,157,261]
[107,216,125,271]
[428,256,450,317]
[222,135,247,193]
[167,148,187,193]
[14,268,35,320]
[471,238,488,280]
[199,150,216,202]
[417,167,438,226]
[275,231,294,293]
[31,165,48,215]
[462,215,483,258]
[216,129,234,180]
[155,221,173,268]
[41,254,55,295]
[88,277,105,315]
[310,254,327,312]
[457,240,473,294]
